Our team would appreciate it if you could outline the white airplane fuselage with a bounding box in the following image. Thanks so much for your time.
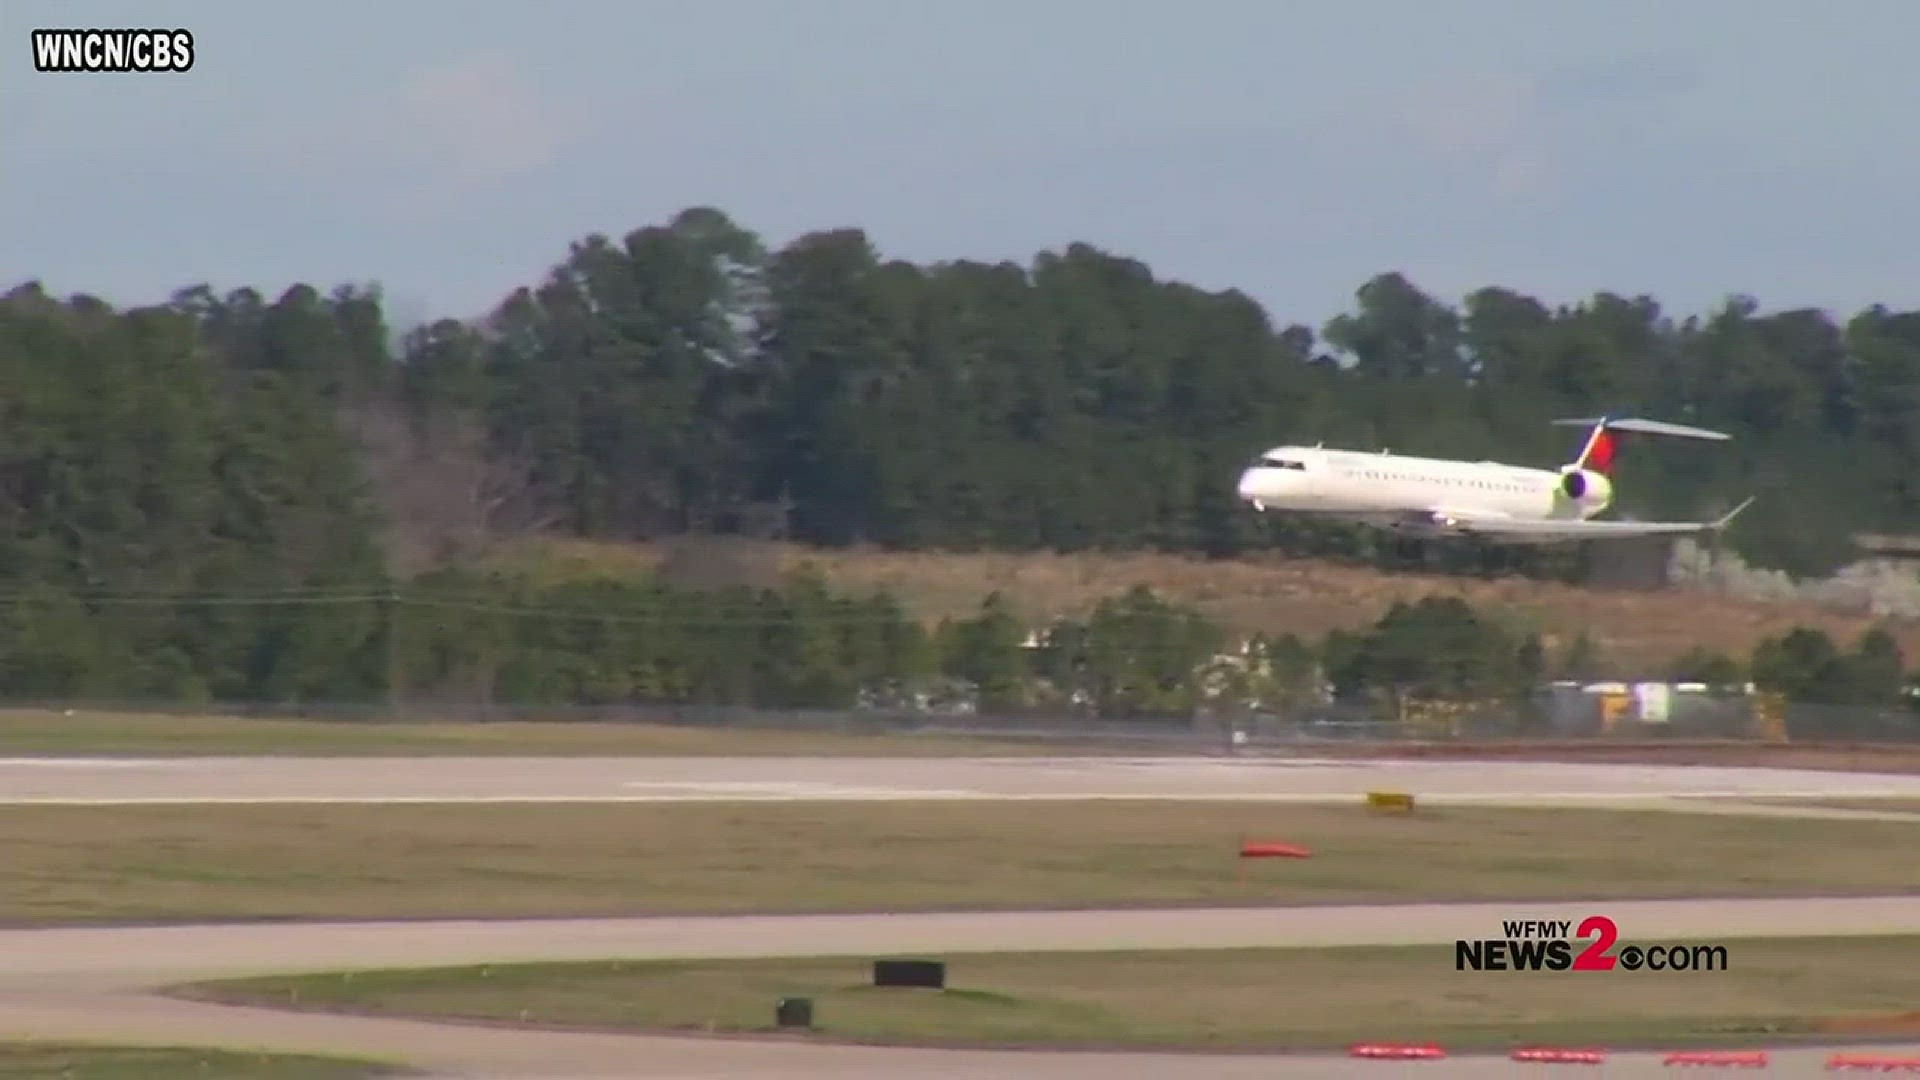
[1235,446,1610,533]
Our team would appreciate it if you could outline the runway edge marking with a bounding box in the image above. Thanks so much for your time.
[4,790,1919,806]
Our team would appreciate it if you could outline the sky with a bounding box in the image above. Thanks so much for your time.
[7,0,1920,336]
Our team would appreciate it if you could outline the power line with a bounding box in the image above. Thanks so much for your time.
[0,592,393,606]
[0,588,1295,644]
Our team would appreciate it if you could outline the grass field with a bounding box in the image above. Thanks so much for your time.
[1739,797,1920,813]
[177,936,1920,1052]
[0,1042,409,1078]
[3,802,1915,924]
[5,709,1918,772]
[7,709,1920,775]
[0,709,1057,758]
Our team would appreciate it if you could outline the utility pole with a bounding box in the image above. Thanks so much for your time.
[385,588,402,719]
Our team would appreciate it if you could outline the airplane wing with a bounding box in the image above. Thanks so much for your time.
[1433,497,1755,543]
[1549,417,1732,442]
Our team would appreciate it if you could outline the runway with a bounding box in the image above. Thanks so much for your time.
[1,751,1917,1077]
[7,753,1920,806]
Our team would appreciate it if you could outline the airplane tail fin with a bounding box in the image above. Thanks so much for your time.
[1552,416,1732,477]
[1569,423,1620,476]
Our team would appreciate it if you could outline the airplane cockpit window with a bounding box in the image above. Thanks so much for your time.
[1257,455,1307,470]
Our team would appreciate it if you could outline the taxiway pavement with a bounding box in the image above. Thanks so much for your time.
[6,753,1920,807]
[5,900,1920,1079]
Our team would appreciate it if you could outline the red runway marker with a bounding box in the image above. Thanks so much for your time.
[1348,1042,1445,1060]
[1238,840,1311,858]
[1827,1052,1920,1071]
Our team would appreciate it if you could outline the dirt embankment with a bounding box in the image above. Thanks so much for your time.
[492,538,1920,672]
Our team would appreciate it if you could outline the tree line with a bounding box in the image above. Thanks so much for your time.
[382,206,1919,578]
[6,205,1920,709]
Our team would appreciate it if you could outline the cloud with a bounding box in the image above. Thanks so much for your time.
[1492,147,1554,199]
[396,53,579,184]
[1388,72,1534,159]
[1535,51,1705,102]
[1350,72,1560,205]
[256,52,589,208]
[1358,54,1700,206]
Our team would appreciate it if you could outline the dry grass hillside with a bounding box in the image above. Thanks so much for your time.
[480,537,1920,674]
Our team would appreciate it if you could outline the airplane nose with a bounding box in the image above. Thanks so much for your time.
[1236,468,1262,503]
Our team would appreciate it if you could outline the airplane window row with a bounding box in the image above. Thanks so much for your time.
[1346,470,1528,493]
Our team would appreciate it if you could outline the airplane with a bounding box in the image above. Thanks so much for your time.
[1234,415,1755,543]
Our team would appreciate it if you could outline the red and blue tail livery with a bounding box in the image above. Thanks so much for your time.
[1557,415,1728,479]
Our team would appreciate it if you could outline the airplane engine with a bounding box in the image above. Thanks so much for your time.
[1560,467,1612,504]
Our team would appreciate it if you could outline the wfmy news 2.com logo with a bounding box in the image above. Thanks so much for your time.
[1456,915,1730,972]
[31,28,194,73]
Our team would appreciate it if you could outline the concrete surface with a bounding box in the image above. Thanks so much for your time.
[1,753,1917,1077]
[6,753,1920,806]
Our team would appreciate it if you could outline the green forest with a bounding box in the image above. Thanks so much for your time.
[3,205,1918,717]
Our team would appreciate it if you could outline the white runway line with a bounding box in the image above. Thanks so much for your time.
[620,781,987,797]
[0,758,218,768]
[5,789,1920,806]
